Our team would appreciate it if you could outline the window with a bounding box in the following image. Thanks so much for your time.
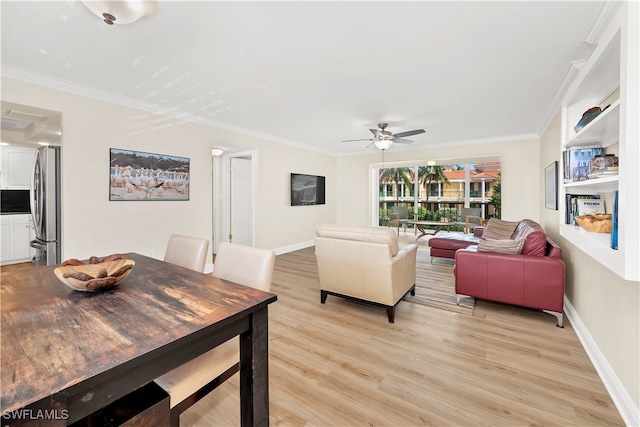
[377,161,501,227]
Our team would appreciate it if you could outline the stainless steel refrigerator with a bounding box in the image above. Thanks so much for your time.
[30,146,61,266]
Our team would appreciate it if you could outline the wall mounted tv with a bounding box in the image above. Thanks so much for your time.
[291,173,325,206]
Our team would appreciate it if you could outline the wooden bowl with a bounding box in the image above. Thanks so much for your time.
[54,258,135,292]
[576,214,612,233]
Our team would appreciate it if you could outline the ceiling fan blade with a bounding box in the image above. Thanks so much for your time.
[393,129,425,139]
[342,138,373,143]
[393,139,414,144]
[369,129,382,137]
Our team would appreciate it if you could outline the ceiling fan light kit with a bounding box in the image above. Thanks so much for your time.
[82,0,158,25]
[342,122,425,151]
[374,139,393,150]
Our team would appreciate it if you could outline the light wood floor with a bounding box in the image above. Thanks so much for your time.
[1,242,624,426]
[182,245,624,426]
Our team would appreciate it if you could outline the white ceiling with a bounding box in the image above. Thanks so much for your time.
[1,1,606,155]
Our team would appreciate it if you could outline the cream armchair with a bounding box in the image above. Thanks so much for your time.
[314,224,418,323]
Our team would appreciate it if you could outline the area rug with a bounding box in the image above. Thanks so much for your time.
[404,250,475,315]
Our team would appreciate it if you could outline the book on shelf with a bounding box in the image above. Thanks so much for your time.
[576,199,605,216]
[611,190,618,250]
[565,193,600,225]
[563,146,604,183]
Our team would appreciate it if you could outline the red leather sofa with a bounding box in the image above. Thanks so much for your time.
[428,228,483,260]
[454,219,566,327]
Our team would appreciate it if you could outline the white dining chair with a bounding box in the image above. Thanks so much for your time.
[155,242,276,426]
[163,234,209,272]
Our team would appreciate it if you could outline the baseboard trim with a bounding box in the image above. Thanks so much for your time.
[274,240,314,255]
[564,296,639,427]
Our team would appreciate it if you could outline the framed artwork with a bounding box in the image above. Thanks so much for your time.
[545,161,558,210]
[109,148,190,201]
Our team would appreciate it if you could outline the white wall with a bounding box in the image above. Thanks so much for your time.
[336,138,540,225]
[539,111,640,416]
[235,141,337,250]
[2,77,337,260]
[0,77,541,256]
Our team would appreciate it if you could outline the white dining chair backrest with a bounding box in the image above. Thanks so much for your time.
[163,234,209,273]
[213,242,275,292]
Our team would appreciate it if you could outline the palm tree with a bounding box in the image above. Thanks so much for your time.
[490,172,502,218]
[419,165,449,203]
[379,168,412,203]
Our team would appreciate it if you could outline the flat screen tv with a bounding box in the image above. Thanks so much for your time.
[291,173,325,206]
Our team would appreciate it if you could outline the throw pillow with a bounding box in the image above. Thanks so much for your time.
[482,219,520,240]
[477,238,525,254]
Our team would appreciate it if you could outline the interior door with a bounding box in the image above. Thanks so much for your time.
[229,156,253,246]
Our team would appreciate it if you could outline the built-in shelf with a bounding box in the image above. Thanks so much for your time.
[563,175,618,193]
[565,99,620,148]
[558,4,638,282]
[559,224,622,274]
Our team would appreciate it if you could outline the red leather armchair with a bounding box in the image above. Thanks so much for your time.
[454,220,566,327]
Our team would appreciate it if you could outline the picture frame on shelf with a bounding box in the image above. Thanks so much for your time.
[545,161,558,210]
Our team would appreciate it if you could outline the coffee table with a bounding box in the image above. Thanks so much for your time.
[407,220,454,240]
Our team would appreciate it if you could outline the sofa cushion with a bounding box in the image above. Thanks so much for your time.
[477,238,525,254]
[316,224,399,256]
[428,232,481,252]
[512,219,547,256]
[482,219,519,240]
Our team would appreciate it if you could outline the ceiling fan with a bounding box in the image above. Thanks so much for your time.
[342,122,425,150]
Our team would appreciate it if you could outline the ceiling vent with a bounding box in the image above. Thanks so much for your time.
[2,109,50,122]
[1,117,31,130]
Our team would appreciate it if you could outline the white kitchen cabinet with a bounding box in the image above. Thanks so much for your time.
[0,214,33,264]
[0,223,12,263]
[559,2,639,281]
[0,145,36,189]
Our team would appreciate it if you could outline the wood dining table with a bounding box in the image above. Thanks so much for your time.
[1,253,277,426]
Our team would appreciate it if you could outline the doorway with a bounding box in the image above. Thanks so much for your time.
[1,101,62,266]
[214,150,256,253]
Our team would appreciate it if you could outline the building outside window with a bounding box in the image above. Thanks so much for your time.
[378,162,501,227]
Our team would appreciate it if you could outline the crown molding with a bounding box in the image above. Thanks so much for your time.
[1,66,339,157]
[536,59,585,135]
[536,0,622,136]
[584,1,623,45]
[338,133,539,158]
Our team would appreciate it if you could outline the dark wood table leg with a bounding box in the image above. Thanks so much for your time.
[415,225,441,240]
[240,308,270,427]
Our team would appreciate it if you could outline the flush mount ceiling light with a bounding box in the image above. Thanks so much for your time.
[82,0,158,25]
[211,147,224,157]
